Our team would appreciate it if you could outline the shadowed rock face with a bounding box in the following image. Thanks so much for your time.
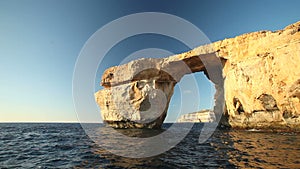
[95,67,177,129]
[95,21,300,130]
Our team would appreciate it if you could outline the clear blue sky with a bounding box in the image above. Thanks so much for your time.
[1,0,300,122]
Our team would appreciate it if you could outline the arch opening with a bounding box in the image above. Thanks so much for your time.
[166,71,215,123]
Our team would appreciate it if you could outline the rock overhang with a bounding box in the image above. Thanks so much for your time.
[95,21,300,131]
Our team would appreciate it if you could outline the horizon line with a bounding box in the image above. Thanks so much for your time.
[0,121,178,123]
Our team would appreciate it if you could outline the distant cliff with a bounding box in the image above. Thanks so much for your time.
[95,21,300,131]
[177,110,215,123]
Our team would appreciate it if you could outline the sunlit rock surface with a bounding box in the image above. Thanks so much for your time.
[177,110,216,123]
[95,21,300,130]
[216,21,300,131]
[94,55,221,128]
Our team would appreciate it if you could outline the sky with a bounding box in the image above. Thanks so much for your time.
[1,0,300,122]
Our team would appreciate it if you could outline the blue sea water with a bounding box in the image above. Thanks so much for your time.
[0,123,299,168]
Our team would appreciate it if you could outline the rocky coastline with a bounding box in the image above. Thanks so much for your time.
[95,21,300,131]
[177,110,216,123]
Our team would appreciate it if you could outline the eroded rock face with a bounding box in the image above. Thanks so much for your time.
[177,110,216,123]
[95,56,221,128]
[95,68,176,129]
[216,21,300,130]
[95,21,300,130]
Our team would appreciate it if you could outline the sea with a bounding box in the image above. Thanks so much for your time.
[0,123,299,168]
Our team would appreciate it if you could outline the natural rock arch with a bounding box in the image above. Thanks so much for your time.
[95,52,225,129]
[95,21,300,130]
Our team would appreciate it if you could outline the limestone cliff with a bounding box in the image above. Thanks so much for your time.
[214,21,300,130]
[95,21,300,130]
[177,110,216,123]
[94,56,219,128]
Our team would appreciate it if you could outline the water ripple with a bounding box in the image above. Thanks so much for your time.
[0,123,299,168]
